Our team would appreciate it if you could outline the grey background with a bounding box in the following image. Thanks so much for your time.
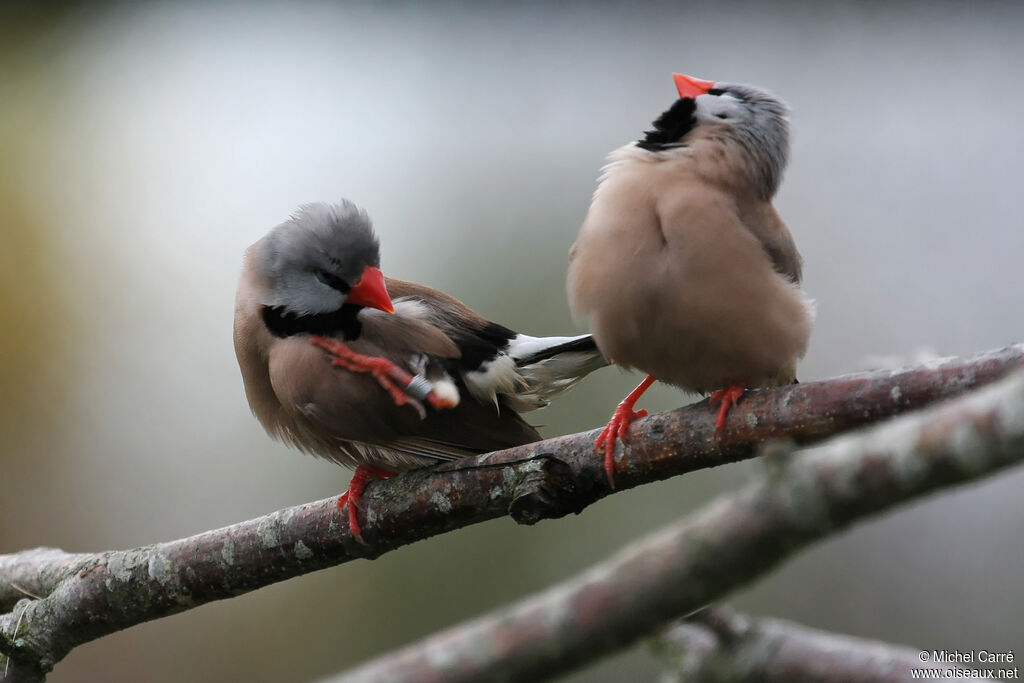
[1,3,1022,681]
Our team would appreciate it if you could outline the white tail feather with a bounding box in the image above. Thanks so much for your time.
[465,334,607,413]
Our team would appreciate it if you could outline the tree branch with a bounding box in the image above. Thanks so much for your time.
[653,606,997,683]
[0,344,1021,679]
[328,366,1024,683]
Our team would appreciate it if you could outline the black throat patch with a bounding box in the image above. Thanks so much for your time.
[261,304,364,340]
[636,98,697,151]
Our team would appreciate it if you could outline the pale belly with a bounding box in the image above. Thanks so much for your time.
[589,272,811,392]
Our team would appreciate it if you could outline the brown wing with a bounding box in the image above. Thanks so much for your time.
[385,277,523,377]
[357,304,461,359]
[743,203,803,284]
[386,277,516,347]
[267,314,540,470]
[386,277,490,328]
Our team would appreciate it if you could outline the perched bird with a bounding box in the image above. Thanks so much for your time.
[567,73,813,486]
[234,201,607,540]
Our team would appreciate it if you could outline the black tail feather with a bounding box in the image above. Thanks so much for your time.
[515,335,604,367]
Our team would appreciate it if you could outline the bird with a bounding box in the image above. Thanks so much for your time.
[567,73,813,487]
[234,200,608,541]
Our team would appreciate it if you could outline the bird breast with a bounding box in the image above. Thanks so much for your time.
[568,153,812,392]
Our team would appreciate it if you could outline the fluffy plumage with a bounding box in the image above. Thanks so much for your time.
[259,201,380,315]
[567,75,813,481]
[235,201,608,472]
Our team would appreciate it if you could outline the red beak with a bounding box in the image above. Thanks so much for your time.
[673,73,715,99]
[347,265,394,313]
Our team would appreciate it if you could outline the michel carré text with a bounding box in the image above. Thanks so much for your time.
[931,650,1015,663]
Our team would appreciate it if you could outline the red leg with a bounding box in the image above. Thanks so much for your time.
[595,375,656,489]
[709,384,746,434]
[310,336,458,413]
[337,465,396,544]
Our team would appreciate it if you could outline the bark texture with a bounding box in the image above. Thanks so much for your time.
[1,345,1022,680]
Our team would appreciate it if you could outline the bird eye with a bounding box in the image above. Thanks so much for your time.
[315,269,350,292]
[715,113,729,120]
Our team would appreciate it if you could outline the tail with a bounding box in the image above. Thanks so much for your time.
[504,333,608,412]
[510,334,603,365]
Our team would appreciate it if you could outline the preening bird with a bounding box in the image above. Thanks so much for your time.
[567,73,814,487]
[234,201,607,540]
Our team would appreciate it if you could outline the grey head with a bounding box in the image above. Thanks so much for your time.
[637,79,791,200]
[256,200,381,316]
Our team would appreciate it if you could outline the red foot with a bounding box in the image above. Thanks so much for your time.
[310,336,458,416]
[709,384,746,434]
[595,375,656,489]
[338,465,396,544]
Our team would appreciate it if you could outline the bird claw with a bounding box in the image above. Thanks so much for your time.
[709,384,745,434]
[408,353,429,375]
[595,403,647,489]
[407,395,427,420]
[311,336,436,416]
[338,465,397,543]
[594,375,656,489]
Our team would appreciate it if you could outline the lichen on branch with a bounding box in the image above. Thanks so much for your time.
[1,345,1023,680]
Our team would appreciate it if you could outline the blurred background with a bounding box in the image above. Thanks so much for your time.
[2,2,1023,681]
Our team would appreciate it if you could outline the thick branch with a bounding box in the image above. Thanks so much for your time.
[653,606,996,683]
[330,368,1024,682]
[0,345,1021,678]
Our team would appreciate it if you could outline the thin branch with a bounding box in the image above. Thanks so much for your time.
[329,367,1024,683]
[0,345,1021,679]
[653,606,997,683]
[6,588,40,603]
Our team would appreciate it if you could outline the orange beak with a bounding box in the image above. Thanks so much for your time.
[347,265,394,313]
[673,73,715,99]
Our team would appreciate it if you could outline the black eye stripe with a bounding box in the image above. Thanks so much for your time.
[315,269,351,293]
[707,88,726,96]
